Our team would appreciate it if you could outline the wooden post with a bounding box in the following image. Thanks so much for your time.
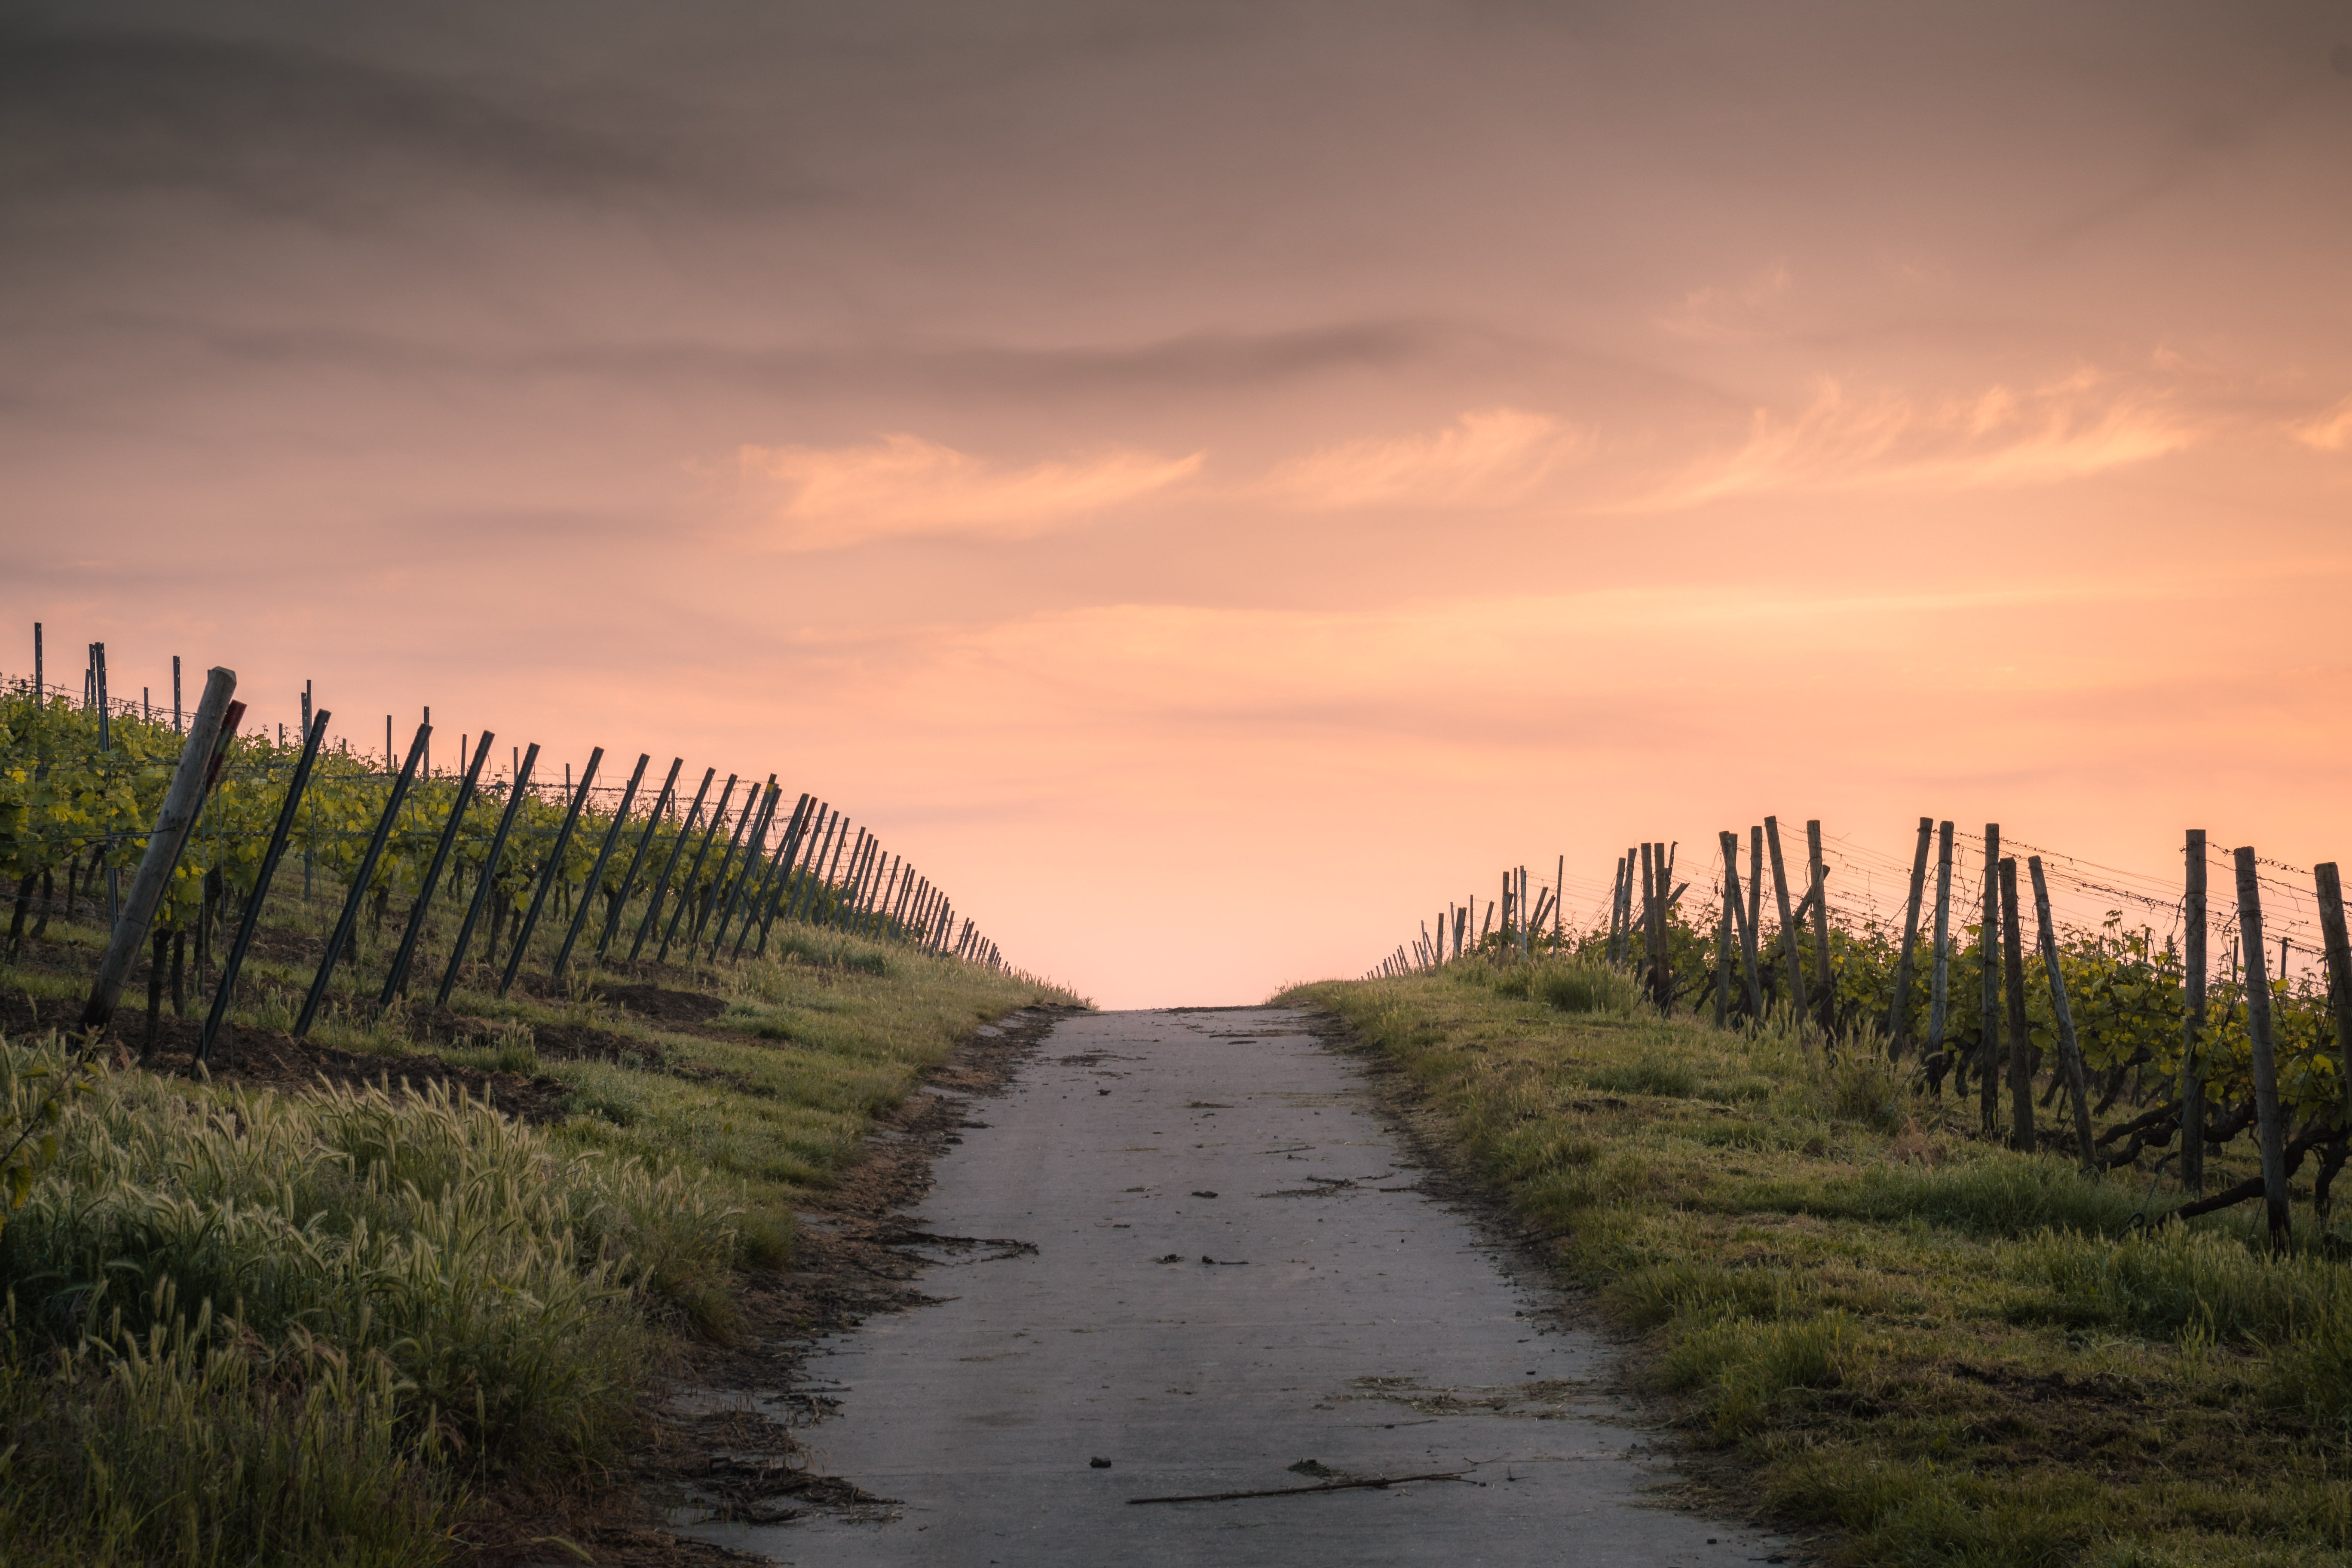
[2180,830,2207,1194]
[1719,830,1763,1018]
[1926,821,1955,1062]
[1636,842,1656,998]
[659,773,738,961]
[2027,857,2097,1168]
[1714,869,1731,1027]
[435,744,539,1008]
[631,766,715,960]
[2235,847,2292,1249]
[1979,824,2002,1136]
[82,667,239,1035]
[729,790,812,959]
[1746,826,1765,998]
[499,747,603,996]
[297,722,429,1036]
[2315,862,2352,1143]
[1652,842,1673,1014]
[1807,820,1833,1033]
[379,727,496,1004]
[1890,816,1932,1058]
[1764,818,1810,1034]
[597,758,682,962]
[553,753,651,978]
[200,709,326,1062]
[700,776,775,952]
[1999,857,2034,1153]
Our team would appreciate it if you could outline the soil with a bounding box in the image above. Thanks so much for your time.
[0,987,574,1123]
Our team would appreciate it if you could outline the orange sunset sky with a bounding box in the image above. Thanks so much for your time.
[5,3,2351,1006]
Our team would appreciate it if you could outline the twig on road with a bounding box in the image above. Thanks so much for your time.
[1126,1470,1472,1505]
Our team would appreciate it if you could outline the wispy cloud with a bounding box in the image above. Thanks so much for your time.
[1253,407,1585,510]
[739,433,1203,550]
[1626,369,2202,511]
[1653,264,1792,344]
[2291,396,2352,452]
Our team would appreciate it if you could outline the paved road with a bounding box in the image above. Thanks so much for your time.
[682,1006,1783,1566]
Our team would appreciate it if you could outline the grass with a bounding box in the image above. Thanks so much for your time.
[1,902,1081,1564]
[1280,956,2352,1568]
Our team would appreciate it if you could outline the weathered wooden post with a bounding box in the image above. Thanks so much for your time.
[1979,825,2002,1135]
[2180,830,2207,1194]
[552,753,650,979]
[1926,821,1955,1065]
[2028,856,2097,1168]
[297,722,429,1036]
[1719,830,1763,1019]
[2314,861,2352,1142]
[2235,847,2292,1249]
[199,709,325,1062]
[499,747,602,997]
[436,744,539,1008]
[1889,816,1932,1058]
[380,728,496,1004]
[1998,857,2033,1153]
[82,667,239,1035]
[632,766,715,960]
[1764,818,1810,1035]
[597,758,682,963]
[660,773,738,961]
[1806,820,1833,1033]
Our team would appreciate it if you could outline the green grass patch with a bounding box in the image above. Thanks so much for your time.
[1280,956,2352,1567]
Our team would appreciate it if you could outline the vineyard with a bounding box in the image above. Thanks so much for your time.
[1367,816,2352,1242]
[3,646,1021,1063]
[0,636,1071,1566]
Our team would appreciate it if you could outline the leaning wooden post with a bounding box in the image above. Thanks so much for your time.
[499,747,603,997]
[379,727,496,1005]
[199,708,325,1062]
[552,753,650,979]
[696,771,771,945]
[1889,815,1932,1059]
[2180,830,2208,1194]
[1807,820,1834,1034]
[1998,857,2034,1154]
[659,772,737,961]
[1714,873,1731,1028]
[83,666,239,1035]
[732,792,812,959]
[2235,846,2292,1250]
[1720,830,1763,1019]
[297,722,428,1036]
[1652,842,1675,1014]
[1926,821,1955,1066]
[2028,856,2097,1168]
[435,744,539,1008]
[597,757,681,963]
[708,780,782,956]
[1636,842,1657,1000]
[632,766,715,960]
[1978,824,2003,1136]
[1764,817,1810,1036]
[2314,862,2352,1143]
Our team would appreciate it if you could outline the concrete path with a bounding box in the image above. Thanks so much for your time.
[682,1006,1785,1566]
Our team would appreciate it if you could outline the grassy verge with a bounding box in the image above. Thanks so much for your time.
[1,918,1080,1565]
[1280,959,2352,1568]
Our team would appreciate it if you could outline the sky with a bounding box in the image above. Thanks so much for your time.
[5,2,2352,1006]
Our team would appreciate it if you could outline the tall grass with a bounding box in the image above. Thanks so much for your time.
[0,1033,743,1562]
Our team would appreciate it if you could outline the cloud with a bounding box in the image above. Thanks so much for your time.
[739,432,1203,550]
[2291,397,2352,452]
[1254,407,1585,510]
[1626,369,2202,510]
[1653,265,1793,344]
